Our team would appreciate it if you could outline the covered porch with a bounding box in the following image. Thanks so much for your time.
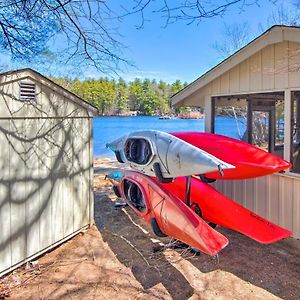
[172,25,300,239]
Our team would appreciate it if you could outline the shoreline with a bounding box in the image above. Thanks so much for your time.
[94,157,119,172]
[93,157,124,190]
[94,115,204,119]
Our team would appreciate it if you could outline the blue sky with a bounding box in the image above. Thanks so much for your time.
[1,0,296,83]
[98,0,295,83]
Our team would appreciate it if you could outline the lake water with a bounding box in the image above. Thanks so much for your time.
[93,116,245,158]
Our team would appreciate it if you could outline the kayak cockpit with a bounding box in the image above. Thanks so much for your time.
[123,179,147,213]
[125,138,153,165]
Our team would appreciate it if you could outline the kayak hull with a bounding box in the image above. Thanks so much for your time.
[117,170,229,255]
[155,176,292,244]
[107,130,234,179]
[172,132,292,180]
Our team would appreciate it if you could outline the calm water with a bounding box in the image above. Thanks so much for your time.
[93,116,245,158]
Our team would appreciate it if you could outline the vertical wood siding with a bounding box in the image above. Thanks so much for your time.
[210,40,299,95]
[186,40,300,107]
[0,77,93,276]
[0,120,11,272]
[214,174,300,238]
[182,39,300,240]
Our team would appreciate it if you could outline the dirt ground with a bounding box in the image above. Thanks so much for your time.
[1,158,300,299]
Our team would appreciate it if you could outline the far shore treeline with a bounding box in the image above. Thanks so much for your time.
[52,77,203,117]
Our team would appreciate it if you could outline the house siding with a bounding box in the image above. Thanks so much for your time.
[213,174,300,238]
[174,34,300,239]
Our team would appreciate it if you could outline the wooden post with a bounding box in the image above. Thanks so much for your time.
[204,95,212,132]
[284,89,291,163]
[89,117,95,225]
[185,176,191,207]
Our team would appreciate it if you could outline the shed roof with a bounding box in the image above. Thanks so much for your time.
[0,68,98,115]
[171,25,300,106]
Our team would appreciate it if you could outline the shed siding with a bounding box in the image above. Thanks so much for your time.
[0,78,89,119]
[214,174,300,238]
[51,118,65,241]
[25,118,41,258]
[10,119,27,266]
[0,75,93,277]
[39,119,53,251]
[0,120,11,272]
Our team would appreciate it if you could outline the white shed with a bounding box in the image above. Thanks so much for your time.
[0,69,97,276]
[172,25,300,240]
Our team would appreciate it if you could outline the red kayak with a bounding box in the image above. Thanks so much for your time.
[116,170,228,256]
[155,176,292,244]
[172,132,292,180]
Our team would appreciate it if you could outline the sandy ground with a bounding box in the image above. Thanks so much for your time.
[1,158,300,300]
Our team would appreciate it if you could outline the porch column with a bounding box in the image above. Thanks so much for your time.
[204,95,212,133]
[284,89,291,162]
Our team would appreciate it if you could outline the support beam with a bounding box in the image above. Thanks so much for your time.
[284,89,291,162]
[89,117,95,225]
[204,95,212,132]
[185,176,192,207]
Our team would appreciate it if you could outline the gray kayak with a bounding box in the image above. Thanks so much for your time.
[106,130,234,180]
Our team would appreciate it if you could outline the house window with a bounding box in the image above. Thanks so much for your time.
[249,98,284,157]
[212,93,284,158]
[212,97,248,141]
[19,81,36,101]
[291,91,300,173]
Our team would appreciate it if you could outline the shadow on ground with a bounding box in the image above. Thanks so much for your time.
[94,189,300,300]
[94,190,194,300]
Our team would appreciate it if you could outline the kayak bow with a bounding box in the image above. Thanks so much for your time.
[115,170,229,255]
[107,130,234,181]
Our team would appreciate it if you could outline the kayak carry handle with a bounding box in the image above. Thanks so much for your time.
[150,218,167,237]
[112,185,121,198]
[115,150,125,163]
[185,176,191,207]
[199,174,216,184]
[153,162,173,183]
[191,203,217,229]
[218,164,224,177]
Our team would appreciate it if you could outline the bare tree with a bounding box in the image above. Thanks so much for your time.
[214,1,300,60]
[257,1,300,33]
[212,22,251,59]
[0,0,262,74]
[118,0,259,28]
[267,1,300,27]
[0,0,128,74]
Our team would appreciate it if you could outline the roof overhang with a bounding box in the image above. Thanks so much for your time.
[171,25,300,107]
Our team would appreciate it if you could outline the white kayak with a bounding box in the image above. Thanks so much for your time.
[106,130,234,181]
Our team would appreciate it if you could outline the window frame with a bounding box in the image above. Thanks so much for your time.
[211,93,284,157]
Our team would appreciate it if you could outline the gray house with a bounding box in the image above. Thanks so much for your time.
[0,69,97,277]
